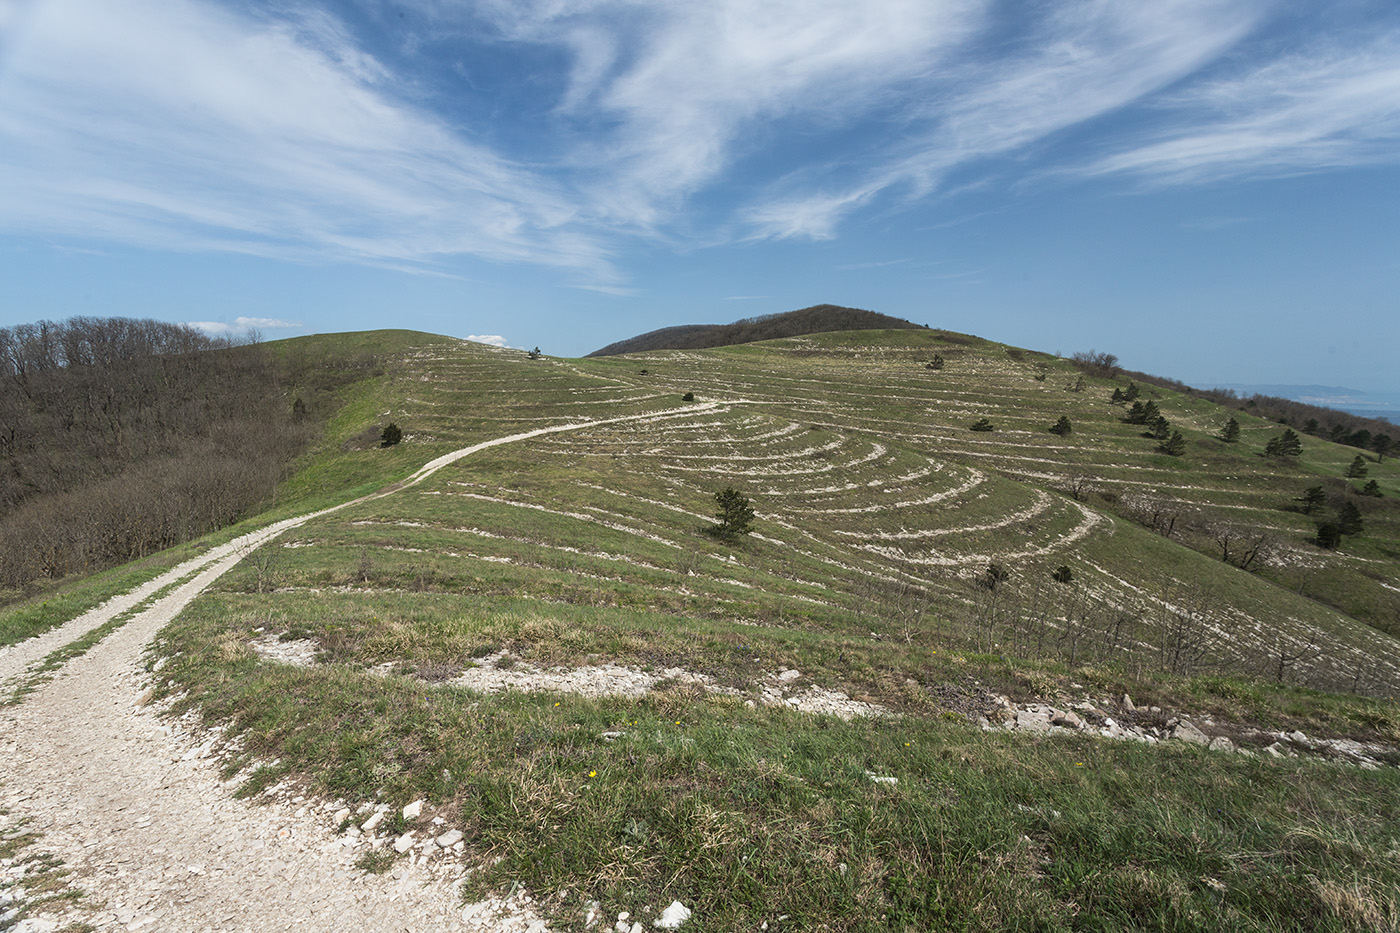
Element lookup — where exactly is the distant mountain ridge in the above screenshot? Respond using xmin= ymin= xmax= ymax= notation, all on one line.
xmin=586 ymin=305 xmax=924 ymax=357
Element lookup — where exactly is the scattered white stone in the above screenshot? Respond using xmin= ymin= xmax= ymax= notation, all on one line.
xmin=865 ymin=771 xmax=898 ymax=785
xmin=436 ymin=830 xmax=463 ymax=848
xmin=777 ymin=670 xmax=801 ymax=682
xmin=1169 ymin=719 xmax=1210 ymax=746
xmin=656 ymin=901 xmax=692 ymax=929
xmin=362 ymin=811 xmax=385 ymax=832
xmin=393 ymin=832 xmax=416 ymax=854
xmin=403 ymin=799 xmax=423 ymax=820
xmin=248 ymin=634 xmax=318 ymax=667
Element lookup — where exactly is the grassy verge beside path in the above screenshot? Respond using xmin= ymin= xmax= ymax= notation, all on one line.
xmin=150 ymin=591 xmax=1400 ymax=933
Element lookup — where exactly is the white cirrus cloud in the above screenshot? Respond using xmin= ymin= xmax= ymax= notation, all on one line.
xmin=743 ymin=0 xmax=1263 ymax=238
xmin=464 ymin=334 xmax=509 ymax=347
xmin=1082 ymin=35 xmax=1400 ymax=183
xmin=186 ymin=316 xmax=300 ymax=336
xmin=5 ymin=0 xmax=1400 ymax=279
xmin=473 ymin=0 xmax=987 ymax=231
xmin=0 ymin=0 xmax=619 ymax=281
xmin=235 ymin=316 xmax=301 ymax=330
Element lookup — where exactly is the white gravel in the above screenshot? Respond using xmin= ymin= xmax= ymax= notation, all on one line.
xmin=0 ymin=407 xmax=730 ymax=933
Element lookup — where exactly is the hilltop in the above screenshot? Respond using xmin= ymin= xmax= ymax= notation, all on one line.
xmin=585 ymin=304 xmax=923 ymax=356
xmin=3 ymin=324 xmax=1398 ymax=932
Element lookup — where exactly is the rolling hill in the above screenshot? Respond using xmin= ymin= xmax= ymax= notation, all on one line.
xmin=585 ymin=304 xmax=924 ymax=356
xmin=5 ymin=324 xmax=1399 ymax=932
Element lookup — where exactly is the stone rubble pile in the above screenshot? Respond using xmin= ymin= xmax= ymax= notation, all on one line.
xmin=979 ymin=693 xmax=1391 ymax=769
xmin=575 ymin=899 xmax=694 ymax=932
xmin=0 ymin=859 xmax=58 ymax=933
xmin=249 ymin=638 xmax=894 ymax=720
xmin=448 ymin=651 xmax=713 ymax=700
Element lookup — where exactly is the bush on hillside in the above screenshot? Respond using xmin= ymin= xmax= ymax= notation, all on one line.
xmin=709 ymin=488 xmax=755 ymax=542
xmin=1265 ymin=429 xmax=1303 ymax=458
xmin=1316 ymin=521 xmax=1342 ymax=549
xmin=1159 ymin=431 xmax=1187 ymax=456
xmin=980 ymin=562 xmax=1011 ymax=590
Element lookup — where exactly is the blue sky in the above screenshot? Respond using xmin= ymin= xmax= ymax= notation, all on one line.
xmin=1 ymin=0 xmax=1398 ymax=394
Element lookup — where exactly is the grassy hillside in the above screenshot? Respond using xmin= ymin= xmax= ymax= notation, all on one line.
xmin=11 ymin=327 xmax=1400 ymax=931
xmin=586 ymin=305 xmax=924 ymax=356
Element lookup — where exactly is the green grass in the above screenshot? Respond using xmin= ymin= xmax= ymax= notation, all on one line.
xmin=27 ymin=326 xmax=1400 ymax=931
xmin=149 ymin=598 xmax=1400 ymax=932
xmin=0 ymin=812 xmax=87 ymax=928
xmin=0 ymin=552 xmax=180 ymax=649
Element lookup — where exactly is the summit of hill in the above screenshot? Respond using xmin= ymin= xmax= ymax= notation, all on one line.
xmin=5 ymin=318 xmax=1400 ymax=933
xmin=585 ymin=304 xmax=923 ymax=356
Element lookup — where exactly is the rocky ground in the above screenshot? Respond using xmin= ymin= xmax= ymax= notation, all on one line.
xmin=0 ymin=536 xmax=548 ymax=933
xmin=2 ymin=401 xmax=1393 ymax=931
xmin=976 ymin=692 xmax=1394 ymax=768
xmin=1 ymin=412 xmax=723 ymax=933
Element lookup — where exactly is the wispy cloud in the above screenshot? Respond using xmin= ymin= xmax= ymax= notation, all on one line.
xmin=467 ymin=0 xmax=987 ymax=232
xmin=4 ymin=0 xmax=1399 ymax=284
xmin=0 ymin=0 xmax=619 ymax=280
xmin=835 ymin=259 xmax=911 ymax=271
xmin=745 ymin=1 xmax=1263 ymax=238
xmin=187 ymin=316 xmax=301 ymax=336
xmin=1083 ymin=36 xmax=1400 ymax=183
xmin=464 ymin=334 xmax=509 ymax=347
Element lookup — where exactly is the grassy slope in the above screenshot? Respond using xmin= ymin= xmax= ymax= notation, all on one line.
xmin=12 ymin=328 xmax=1400 ymax=931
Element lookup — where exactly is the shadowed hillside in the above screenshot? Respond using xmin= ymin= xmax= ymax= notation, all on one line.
xmin=586 ymin=304 xmax=924 ymax=356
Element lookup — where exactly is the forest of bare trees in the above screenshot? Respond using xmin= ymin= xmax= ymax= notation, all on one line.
xmin=0 ymin=317 xmax=323 ymax=594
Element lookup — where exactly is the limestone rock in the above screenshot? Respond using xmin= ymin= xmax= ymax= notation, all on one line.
xmin=1015 ymin=706 xmax=1053 ymax=733
xmin=1170 ymin=719 xmax=1210 ymax=746
xmin=656 ymin=901 xmax=692 ymax=929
